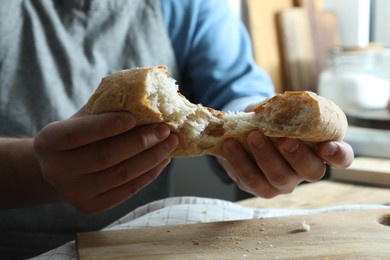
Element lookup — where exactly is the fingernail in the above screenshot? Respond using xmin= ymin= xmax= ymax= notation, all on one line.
xmin=324 ymin=141 xmax=338 ymax=156
xmin=250 ymin=131 xmax=266 ymax=149
xmin=154 ymin=124 xmax=170 ymax=140
xmin=282 ymin=139 xmax=299 ymax=153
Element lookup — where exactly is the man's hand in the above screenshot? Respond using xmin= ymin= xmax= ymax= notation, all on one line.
xmin=34 ymin=109 xmax=178 ymax=213
xmin=217 ymin=130 xmax=354 ymax=198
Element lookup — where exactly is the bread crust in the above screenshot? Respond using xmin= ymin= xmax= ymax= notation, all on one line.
xmin=86 ymin=67 xmax=165 ymax=125
xmin=86 ymin=66 xmax=348 ymax=157
xmin=252 ymin=91 xmax=347 ymax=142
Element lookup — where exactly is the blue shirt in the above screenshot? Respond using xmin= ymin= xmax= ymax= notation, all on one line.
xmin=160 ymin=0 xmax=275 ymax=111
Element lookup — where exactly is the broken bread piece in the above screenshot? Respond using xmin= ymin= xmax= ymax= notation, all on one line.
xmin=85 ymin=66 xmax=347 ymax=157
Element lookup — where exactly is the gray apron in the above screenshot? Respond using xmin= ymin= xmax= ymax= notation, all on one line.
xmin=0 ymin=0 xmax=179 ymax=258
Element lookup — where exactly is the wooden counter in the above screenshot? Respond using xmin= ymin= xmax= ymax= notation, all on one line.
xmin=236 ymin=180 xmax=390 ymax=209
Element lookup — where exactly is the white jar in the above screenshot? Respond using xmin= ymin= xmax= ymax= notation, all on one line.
xmin=318 ymin=44 xmax=390 ymax=111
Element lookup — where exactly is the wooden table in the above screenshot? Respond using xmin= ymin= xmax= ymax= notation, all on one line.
xmin=236 ymin=180 xmax=390 ymax=209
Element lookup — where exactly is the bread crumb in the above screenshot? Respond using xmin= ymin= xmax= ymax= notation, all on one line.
xmin=301 ymin=220 xmax=311 ymax=232
xmin=192 ymin=239 xmax=200 ymax=245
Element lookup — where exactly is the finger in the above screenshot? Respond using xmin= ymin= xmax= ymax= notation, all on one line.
xmin=247 ymin=131 xmax=301 ymax=192
xmin=221 ymin=138 xmax=280 ymax=198
xmin=35 ymin=112 xmax=136 ymax=151
xmin=58 ymin=134 xmax=178 ymax=201
xmin=89 ymin=134 xmax=179 ymax=194
xmin=53 ymin=124 xmax=175 ymax=177
xmin=317 ymin=141 xmax=354 ymax=168
xmin=79 ymin=158 xmax=171 ymax=214
xmin=277 ymin=138 xmax=327 ymax=182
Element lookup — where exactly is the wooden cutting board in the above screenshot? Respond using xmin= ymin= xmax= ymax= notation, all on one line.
xmin=76 ymin=209 xmax=390 ymax=259
xmin=246 ymin=0 xmax=294 ymax=93
xmin=294 ymin=0 xmax=341 ymax=77
xmin=277 ymin=7 xmax=317 ymax=92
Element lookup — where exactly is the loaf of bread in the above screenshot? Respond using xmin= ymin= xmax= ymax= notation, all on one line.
xmin=85 ymin=66 xmax=347 ymax=157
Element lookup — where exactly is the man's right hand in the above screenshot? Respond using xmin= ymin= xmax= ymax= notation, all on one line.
xmin=34 ymin=109 xmax=178 ymax=214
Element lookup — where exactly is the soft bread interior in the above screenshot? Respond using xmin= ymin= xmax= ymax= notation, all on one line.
xmin=145 ymin=68 xmax=197 ymax=128
xmin=145 ymin=68 xmax=260 ymax=154
xmin=145 ymin=69 xmax=213 ymax=137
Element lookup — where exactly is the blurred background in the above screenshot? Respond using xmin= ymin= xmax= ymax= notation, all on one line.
xmin=173 ymin=0 xmax=390 ymax=201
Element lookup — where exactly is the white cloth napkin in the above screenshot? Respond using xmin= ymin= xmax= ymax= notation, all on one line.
xmin=32 ymin=196 xmax=390 ymax=260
